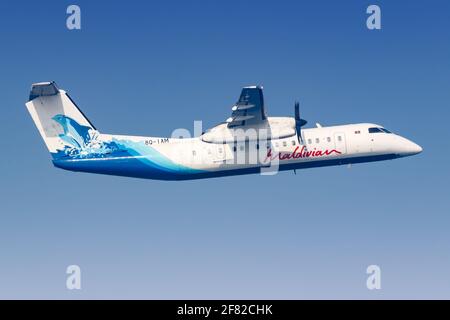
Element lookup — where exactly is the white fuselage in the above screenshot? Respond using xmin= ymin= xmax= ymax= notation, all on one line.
xmin=88 ymin=121 xmax=422 ymax=180
xmin=26 ymin=82 xmax=422 ymax=180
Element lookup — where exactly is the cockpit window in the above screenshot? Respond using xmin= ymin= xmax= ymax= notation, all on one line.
xmin=368 ymin=127 xmax=392 ymax=134
xmin=368 ymin=127 xmax=383 ymax=133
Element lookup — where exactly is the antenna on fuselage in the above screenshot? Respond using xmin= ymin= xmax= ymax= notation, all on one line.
xmin=294 ymin=101 xmax=307 ymax=144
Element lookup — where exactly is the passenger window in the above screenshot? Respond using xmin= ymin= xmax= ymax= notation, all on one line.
xmin=307 ymin=139 xmax=312 ymax=144
xmin=192 ymin=150 xmax=196 ymax=156
xmin=292 ymin=140 xmax=296 ymax=146
xmin=275 ymin=142 xmax=279 ymax=147
xmin=218 ymin=147 xmax=223 ymax=153
xmin=327 ymin=137 xmax=331 ymax=142
xmin=282 ymin=141 xmax=287 ymax=147
xmin=337 ymin=136 xmax=342 ymax=142
xmin=315 ymin=138 xmax=319 ymax=144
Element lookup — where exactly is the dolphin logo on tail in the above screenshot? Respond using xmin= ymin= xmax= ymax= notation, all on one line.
xmin=52 ymin=114 xmax=116 ymax=158
xmin=52 ymin=114 xmax=92 ymax=149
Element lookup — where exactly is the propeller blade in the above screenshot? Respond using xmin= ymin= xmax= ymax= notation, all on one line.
xmin=294 ymin=101 xmax=307 ymax=144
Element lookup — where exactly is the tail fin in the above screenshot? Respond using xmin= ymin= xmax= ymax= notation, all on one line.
xmin=25 ymin=82 xmax=97 ymax=158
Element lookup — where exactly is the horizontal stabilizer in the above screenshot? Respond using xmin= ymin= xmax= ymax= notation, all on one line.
xmin=29 ymin=81 xmax=59 ymax=101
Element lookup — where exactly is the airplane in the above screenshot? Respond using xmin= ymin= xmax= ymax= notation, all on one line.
xmin=25 ymin=81 xmax=422 ymax=181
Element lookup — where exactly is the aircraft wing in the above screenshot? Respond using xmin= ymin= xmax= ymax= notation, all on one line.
xmin=226 ymin=86 xmax=267 ymax=127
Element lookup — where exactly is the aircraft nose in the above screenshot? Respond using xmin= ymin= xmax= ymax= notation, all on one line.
xmin=409 ymin=141 xmax=423 ymax=155
xmin=398 ymin=137 xmax=422 ymax=156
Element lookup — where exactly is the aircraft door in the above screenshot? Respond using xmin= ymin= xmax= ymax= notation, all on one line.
xmin=213 ymin=144 xmax=225 ymax=161
xmin=334 ymin=132 xmax=347 ymax=154
xmin=214 ymin=144 xmax=235 ymax=163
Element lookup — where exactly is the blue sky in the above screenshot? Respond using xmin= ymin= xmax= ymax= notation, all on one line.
xmin=0 ymin=0 xmax=449 ymax=299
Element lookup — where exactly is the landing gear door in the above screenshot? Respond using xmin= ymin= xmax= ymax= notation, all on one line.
xmin=334 ymin=132 xmax=347 ymax=154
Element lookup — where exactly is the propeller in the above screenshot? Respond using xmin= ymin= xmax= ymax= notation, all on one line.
xmin=294 ymin=101 xmax=307 ymax=144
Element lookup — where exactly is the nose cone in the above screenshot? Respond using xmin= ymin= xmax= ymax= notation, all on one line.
xmin=408 ymin=141 xmax=423 ymax=155
xmin=397 ymin=137 xmax=423 ymax=156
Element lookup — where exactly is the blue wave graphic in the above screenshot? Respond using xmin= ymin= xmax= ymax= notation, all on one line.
xmin=52 ymin=114 xmax=119 ymax=159
xmin=51 ymin=114 xmax=204 ymax=177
